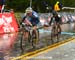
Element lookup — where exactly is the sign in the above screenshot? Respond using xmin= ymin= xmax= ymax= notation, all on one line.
xmin=0 ymin=13 xmax=18 ymax=34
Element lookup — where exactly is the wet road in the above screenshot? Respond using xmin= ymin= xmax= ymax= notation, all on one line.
xmin=28 ymin=38 xmax=75 ymax=60
xmin=0 ymin=27 xmax=75 ymax=60
xmin=0 ymin=30 xmax=74 ymax=60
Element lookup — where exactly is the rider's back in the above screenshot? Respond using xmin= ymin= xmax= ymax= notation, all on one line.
xmin=22 ymin=10 xmax=39 ymax=26
xmin=30 ymin=11 xmax=39 ymax=25
xmin=54 ymin=15 xmax=60 ymax=22
xmin=49 ymin=14 xmax=61 ymax=25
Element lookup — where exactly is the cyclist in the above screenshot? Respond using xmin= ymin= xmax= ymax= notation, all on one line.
xmin=22 ymin=7 xmax=40 ymax=40
xmin=49 ymin=10 xmax=61 ymax=42
xmin=49 ymin=10 xmax=61 ymax=34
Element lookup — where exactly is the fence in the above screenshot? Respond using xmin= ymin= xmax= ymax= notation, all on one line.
xmin=15 ymin=12 xmax=75 ymax=27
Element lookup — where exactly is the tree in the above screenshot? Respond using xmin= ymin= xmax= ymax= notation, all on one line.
xmin=6 ymin=0 xmax=75 ymax=12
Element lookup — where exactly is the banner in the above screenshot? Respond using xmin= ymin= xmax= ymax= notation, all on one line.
xmin=0 ymin=13 xmax=19 ymax=34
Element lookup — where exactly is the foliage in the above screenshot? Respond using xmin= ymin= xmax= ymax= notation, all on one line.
xmin=6 ymin=0 xmax=75 ymax=13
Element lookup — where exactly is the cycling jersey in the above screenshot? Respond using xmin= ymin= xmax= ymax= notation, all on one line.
xmin=49 ymin=15 xmax=61 ymax=25
xmin=22 ymin=11 xmax=40 ymax=26
xmin=54 ymin=15 xmax=60 ymax=22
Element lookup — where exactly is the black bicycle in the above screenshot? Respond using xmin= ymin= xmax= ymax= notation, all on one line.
xmin=50 ymin=21 xmax=61 ymax=43
xmin=20 ymin=23 xmax=39 ymax=48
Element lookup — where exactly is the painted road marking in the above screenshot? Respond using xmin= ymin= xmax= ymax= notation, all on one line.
xmin=11 ymin=37 xmax=75 ymax=60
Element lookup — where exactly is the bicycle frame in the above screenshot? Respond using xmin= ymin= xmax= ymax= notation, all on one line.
xmin=51 ymin=21 xmax=61 ymax=43
xmin=20 ymin=23 xmax=39 ymax=48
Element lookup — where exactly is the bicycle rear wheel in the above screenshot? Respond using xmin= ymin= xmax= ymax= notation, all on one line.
xmin=56 ymin=25 xmax=61 ymax=42
xmin=20 ymin=31 xmax=24 ymax=50
xmin=31 ymin=30 xmax=39 ymax=48
xmin=51 ymin=26 xmax=56 ymax=43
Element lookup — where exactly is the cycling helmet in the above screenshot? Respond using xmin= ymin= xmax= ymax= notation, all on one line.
xmin=25 ymin=7 xmax=33 ymax=13
xmin=56 ymin=1 xmax=59 ymax=4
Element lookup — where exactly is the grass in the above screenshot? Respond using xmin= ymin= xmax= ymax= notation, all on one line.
xmin=14 ymin=13 xmax=22 ymax=27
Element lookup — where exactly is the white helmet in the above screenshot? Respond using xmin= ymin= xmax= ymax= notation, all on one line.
xmin=25 ymin=7 xmax=33 ymax=13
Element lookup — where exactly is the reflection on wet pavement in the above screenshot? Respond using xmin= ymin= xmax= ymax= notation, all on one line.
xmin=11 ymin=32 xmax=73 ymax=57
xmin=0 ymin=30 xmax=74 ymax=60
xmin=0 ymin=33 xmax=18 ymax=60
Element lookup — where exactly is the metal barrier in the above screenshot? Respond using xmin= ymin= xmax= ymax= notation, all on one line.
xmin=17 ymin=13 xmax=75 ymax=26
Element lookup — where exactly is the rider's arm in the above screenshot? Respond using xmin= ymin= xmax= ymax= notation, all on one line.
xmin=22 ymin=16 xmax=32 ymax=26
xmin=25 ymin=18 xmax=32 ymax=26
xmin=49 ymin=17 xmax=53 ymax=26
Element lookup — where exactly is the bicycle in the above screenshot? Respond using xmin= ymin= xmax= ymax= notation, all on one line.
xmin=50 ymin=20 xmax=61 ymax=43
xmin=20 ymin=23 xmax=39 ymax=48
